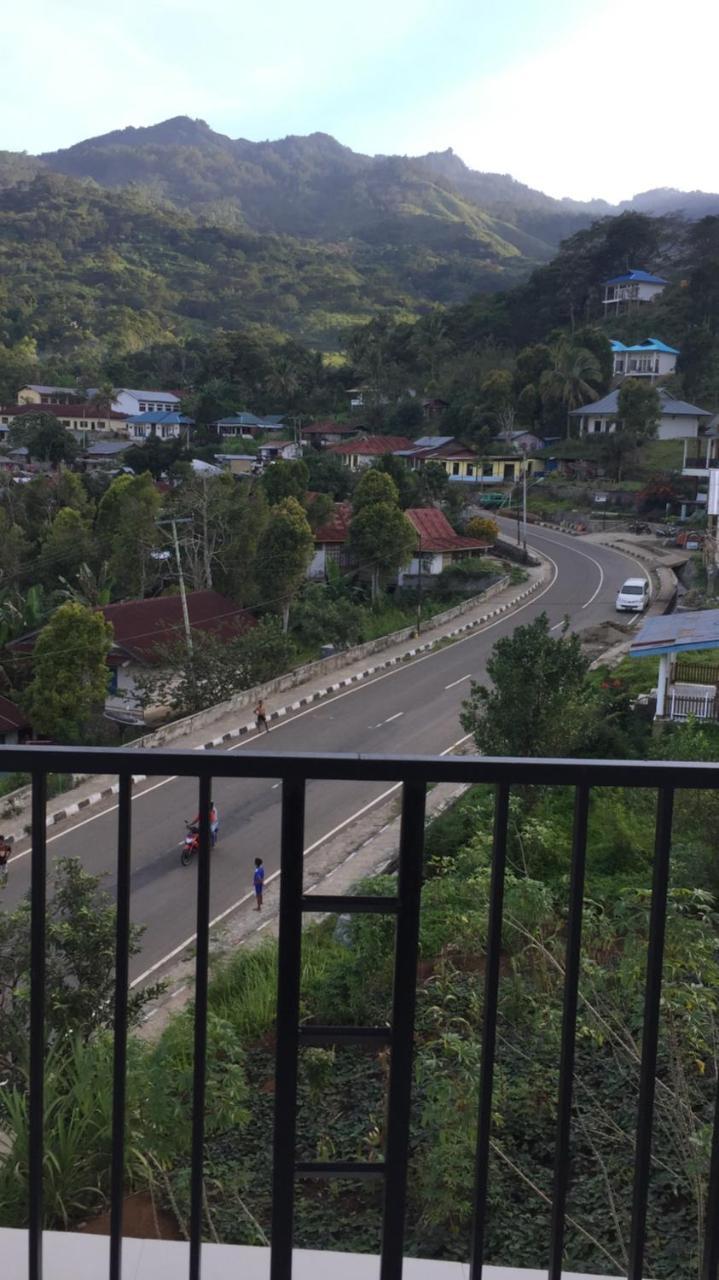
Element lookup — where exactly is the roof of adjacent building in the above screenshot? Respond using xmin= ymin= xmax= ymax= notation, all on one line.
xmin=212 ymin=414 xmax=285 ymax=429
xmin=127 ymin=411 xmax=193 ymax=424
xmin=2 ymin=402 xmax=128 ymax=420
xmin=610 ymin=337 xmax=680 ymax=355
xmin=301 ymin=421 xmax=357 ymax=435
xmin=263 ymin=414 xmax=287 ymax=425
xmin=21 ymin=384 xmax=78 ymax=395
xmin=312 ymin=502 xmax=353 ymax=544
xmin=0 ymin=694 xmax=29 ymax=733
xmin=405 ymin=507 xmax=491 ymax=554
xmin=329 ymin=435 xmax=415 ymax=456
xmin=84 ymin=440 xmax=134 ymax=457
xmin=570 ymin=388 xmax=711 ymax=418
xmin=630 ymin=608 xmax=719 ymax=658
xmin=413 ymin=435 xmax=456 ymax=448
xmin=100 ymin=590 xmax=255 ymax=663
xmin=604 ymin=269 xmax=668 ymax=286
xmin=120 ymin=388 xmax=180 ymax=402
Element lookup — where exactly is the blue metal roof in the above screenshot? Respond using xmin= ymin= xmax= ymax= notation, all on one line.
xmin=630 ymin=609 xmax=719 ymax=658
xmin=570 ymin=388 xmax=709 ymax=417
xmin=604 ymin=269 xmax=668 ymax=286
xmin=611 ymin=337 xmax=679 ymax=355
xmin=127 ymin=411 xmax=193 ymax=424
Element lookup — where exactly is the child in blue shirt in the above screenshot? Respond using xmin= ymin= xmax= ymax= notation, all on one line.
xmin=253 ymin=857 xmax=264 ymax=911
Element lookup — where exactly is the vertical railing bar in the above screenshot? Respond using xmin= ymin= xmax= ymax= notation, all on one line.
xmin=270 ymin=775 xmax=306 ymax=1280
xmin=548 ymin=783 xmax=591 ymax=1280
xmin=628 ymin=785 xmax=674 ymax=1280
xmin=469 ymin=781 xmax=510 ymax=1280
xmin=380 ymin=779 xmax=427 ymax=1280
xmin=28 ymin=771 xmax=47 ymax=1280
xmin=702 ymin=1068 xmax=719 ymax=1280
xmin=109 ymin=773 xmax=132 ymax=1280
xmin=188 ymin=773 xmax=212 ymax=1280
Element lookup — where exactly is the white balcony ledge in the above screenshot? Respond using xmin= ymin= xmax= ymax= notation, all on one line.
xmin=0 ymin=1229 xmax=636 ymax=1280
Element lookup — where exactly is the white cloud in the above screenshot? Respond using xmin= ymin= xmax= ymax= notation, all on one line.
xmin=405 ymin=0 xmax=719 ymax=201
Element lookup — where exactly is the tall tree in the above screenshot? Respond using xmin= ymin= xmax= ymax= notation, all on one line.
xmin=353 ymin=468 xmax=400 ymax=513
xmin=95 ymin=472 xmax=162 ymax=599
xmin=261 ymin=459 xmax=309 ymax=506
xmin=22 ymin=603 xmax=113 ymax=742
xmin=460 ymin=613 xmax=590 ymax=757
xmin=38 ymin=507 xmax=95 ymax=587
xmin=254 ymin=497 xmax=314 ymax=631
xmin=540 ymin=338 xmax=603 ymax=435
xmin=348 ymin=502 xmax=416 ymax=603
xmin=8 ymin=414 xmax=78 ymax=467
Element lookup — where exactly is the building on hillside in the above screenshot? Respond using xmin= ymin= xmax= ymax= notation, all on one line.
xmin=0 ymin=403 xmax=129 ymax=433
xmin=630 ymin=608 xmax=719 ymax=722
xmin=495 ymin=429 xmax=544 ymax=452
xmin=397 ymin=507 xmax=492 ymax=585
xmin=328 ymin=436 xmax=416 ymax=469
xmin=611 ymin=338 xmax=679 ymax=381
xmin=0 ymin=694 xmax=30 ymax=745
xmin=126 ymin=411 xmax=193 ymax=442
xmin=396 ymin=437 xmax=544 ymax=484
xmin=88 ymin=388 xmax=181 ymax=415
xmin=11 ymin=590 xmax=256 ymax=723
xmin=81 ymin=440 xmax=137 ymax=470
xmin=602 ymin=269 xmax=668 ymax=313
xmin=422 ymin=398 xmax=449 ymax=419
xmin=300 ymin=422 xmax=358 ymax=449
xmin=17 ymin=384 xmax=79 ymax=406
xmin=257 ymin=439 xmax=302 ymax=463
xmin=211 ymin=414 xmax=288 ymax=439
xmin=570 ymin=387 xmax=711 ymax=441
xmin=307 ymin=502 xmax=354 ymax=579
xmin=214 ymin=453 xmax=258 ymax=477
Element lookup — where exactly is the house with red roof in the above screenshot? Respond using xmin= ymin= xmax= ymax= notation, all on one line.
xmin=308 ymin=503 xmax=353 ymax=579
xmin=0 ymin=402 xmax=129 ymax=434
xmin=398 ymin=508 xmax=492 ymax=584
xmin=12 ymin=591 xmax=256 ymax=723
xmin=328 ymin=436 xmax=416 ymax=469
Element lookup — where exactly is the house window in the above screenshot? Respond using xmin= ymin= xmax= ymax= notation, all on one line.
xmin=483 ymin=462 xmax=493 ymax=477
xmin=139 ymin=403 xmax=147 ymax=411
xmin=61 ymin=420 xmax=70 ymax=427
xmin=593 ymin=420 xmax=602 ymax=433
xmin=452 ymin=462 xmax=460 ymax=475
xmin=466 ymin=463 xmax=474 ymax=477
xmin=615 ymin=359 xmax=624 ymax=373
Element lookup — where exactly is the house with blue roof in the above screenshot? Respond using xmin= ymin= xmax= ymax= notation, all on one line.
xmin=126 ymin=410 xmax=193 ymax=442
xmin=611 ymin=337 xmax=679 ymax=381
xmin=570 ymin=387 xmax=711 ymax=441
xmin=602 ymin=269 xmax=668 ymax=312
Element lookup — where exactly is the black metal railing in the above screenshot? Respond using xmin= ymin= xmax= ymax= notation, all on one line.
xmin=674 ymin=661 xmax=719 ymax=686
xmin=2 ymin=743 xmax=719 ymax=1280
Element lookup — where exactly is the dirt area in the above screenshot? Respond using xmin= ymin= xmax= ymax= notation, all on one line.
xmin=579 ymin=620 xmax=633 ymax=661
xmin=78 ymin=1191 xmax=183 ymax=1240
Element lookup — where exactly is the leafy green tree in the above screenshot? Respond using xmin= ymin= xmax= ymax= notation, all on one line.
xmin=373 ymin=455 xmax=420 ymax=509
xmin=540 ymin=338 xmax=603 ymax=434
xmin=0 ymin=337 xmax=39 ymax=403
xmin=303 ymin=451 xmax=354 ymax=499
xmin=353 ymin=468 xmax=400 ymax=513
xmin=348 ymin=501 xmax=416 ymax=603
xmin=0 ymin=858 xmax=159 ymax=1081
xmin=0 ymin=510 xmax=30 ymax=592
xmin=254 ymin=497 xmax=314 ymax=631
xmin=95 ymin=472 xmax=162 ymax=598
xmin=574 ymin=325 xmax=614 ymax=391
xmin=22 ymin=603 xmax=113 ymax=742
xmin=617 ymin=378 xmax=661 ymax=437
xmin=416 ymin=460 xmax=450 ymax=504
xmin=460 ymin=613 xmax=590 ymax=756
xmin=8 ymin=413 xmax=78 ymax=466
xmin=38 ymin=507 xmax=94 ymax=587
xmin=261 ymin=458 xmax=309 ymax=506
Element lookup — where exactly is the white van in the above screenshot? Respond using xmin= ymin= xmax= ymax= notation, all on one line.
xmin=615 ymin=577 xmax=649 ymax=613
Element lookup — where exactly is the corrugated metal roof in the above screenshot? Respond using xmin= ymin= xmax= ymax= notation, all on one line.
xmin=630 ymin=609 xmax=719 ymax=657
xmin=312 ymin=502 xmax=353 ymax=544
xmin=405 ymin=507 xmax=490 ymax=553
xmin=121 ymin=389 xmax=180 ymax=401
xmin=329 ymin=436 xmax=415 ymax=455
xmin=612 ymin=337 xmax=679 ymax=355
xmin=570 ymin=389 xmax=710 ymax=418
xmin=127 ymin=411 xmax=193 ymax=424
xmin=604 ymin=269 xmax=668 ymax=286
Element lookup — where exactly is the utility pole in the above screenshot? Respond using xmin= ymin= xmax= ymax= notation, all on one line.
xmin=522 ymin=465 xmax=528 ymax=558
xmin=416 ymin=532 xmax=423 ymax=637
xmin=158 ymin=517 xmax=194 ymax=661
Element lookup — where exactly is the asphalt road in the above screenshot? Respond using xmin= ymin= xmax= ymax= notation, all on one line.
xmin=3 ymin=525 xmax=649 ymax=982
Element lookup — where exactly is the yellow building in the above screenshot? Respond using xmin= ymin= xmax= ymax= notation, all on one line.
xmin=441 ymin=451 xmax=544 ymax=485
xmin=17 ymin=384 xmax=78 ymax=406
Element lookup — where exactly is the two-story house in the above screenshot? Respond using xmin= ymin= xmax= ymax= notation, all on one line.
xmin=17 ymin=384 xmax=79 ymax=406
xmin=602 ymin=269 xmax=668 ymax=314
xmin=611 ymin=338 xmax=678 ymax=381
xmin=87 ymin=388 xmax=181 ymax=415
xmin=126 ymin=411 xmax=193 ymax=441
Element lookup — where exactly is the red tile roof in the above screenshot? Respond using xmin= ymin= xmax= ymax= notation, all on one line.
xmin=100 ymin=590 xmax=256 ymax=663
xmin=0 ymin=694 xmax=29 ymax=733
xmin=2 ymin=403 xmax=128 ymax=421
xmin=405 ymin=508 xmax=491 ymax=554
xmin=312 ymin=502 xmax=353 ymax=544
xmin=328 ymin=435 xmax=415 ymax=456
xmin=302 ymin=421 xmax=357 ymax=435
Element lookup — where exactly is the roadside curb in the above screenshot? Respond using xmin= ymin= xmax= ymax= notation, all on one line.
xmin=4 ymin=566 xmax=549 ymax=846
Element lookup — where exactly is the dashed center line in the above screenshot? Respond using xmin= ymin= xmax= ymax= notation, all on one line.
xmin=384 ymin=711 xmax=404 ymax=724
xmin=445 ymin=673 xmax=472 ymax=690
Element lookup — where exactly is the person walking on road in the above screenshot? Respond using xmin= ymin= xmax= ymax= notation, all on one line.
xmin=254 ymin=699 xmax=270 ymax=733
xmin=254 ymin=857 xmax=265 ymax=910
xmin=0 ymin=833 xmax=9 ymax=881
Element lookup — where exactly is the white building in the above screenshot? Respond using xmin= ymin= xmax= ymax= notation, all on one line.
xmin=611 ymin=338 xmax=678 ymax=381
xmin=602 ymin=269 xmax=668 ymax=313
xmin=88 ymin=388 xmax=181 ymax=415
xmin=570 ymin=388 xmax=711 ymax=441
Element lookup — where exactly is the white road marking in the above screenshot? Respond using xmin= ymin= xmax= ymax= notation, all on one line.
xmin=521 ymin=530 xmax=605 ymax=609
xmin=445 ymin=673 xmax=472 ymax=689
xmin=384 ymin=711 xmax=404 ymax=723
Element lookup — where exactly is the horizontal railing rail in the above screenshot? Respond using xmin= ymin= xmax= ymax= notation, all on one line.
xmin=1 ymin=742 xmax=719 ymax=1280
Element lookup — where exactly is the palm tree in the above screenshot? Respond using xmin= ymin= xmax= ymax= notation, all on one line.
xmin=540 ymin=338 xmax=602 ymax=436
xmin=265 ymin=357 xmax=300 ymax=406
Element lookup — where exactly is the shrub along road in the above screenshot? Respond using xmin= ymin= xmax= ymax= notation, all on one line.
xmin=3 ymin=525 xmax=649 ymax=981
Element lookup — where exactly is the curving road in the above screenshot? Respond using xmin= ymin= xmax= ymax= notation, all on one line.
xmin=3 ymin=525 xmax=649 ymax=982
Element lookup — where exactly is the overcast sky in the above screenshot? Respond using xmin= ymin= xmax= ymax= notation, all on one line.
xmin=2 ymin=0 xmax=716 ymax=202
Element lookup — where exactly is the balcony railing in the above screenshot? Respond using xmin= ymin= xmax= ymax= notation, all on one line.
xmin=683 ymin=456 xmax=719 ymax=470
xmin=2 ymin=743 xmax=719 ymax=1280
